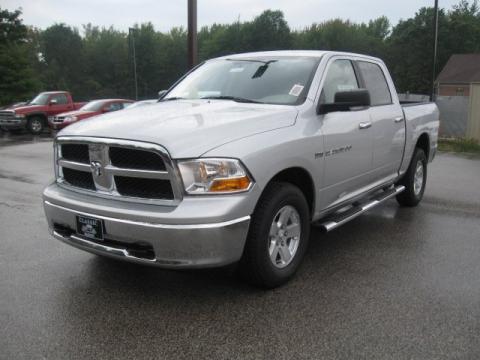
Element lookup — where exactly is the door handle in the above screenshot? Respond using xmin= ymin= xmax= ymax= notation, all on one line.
xmin=359 ymin=122 xmax=372 ymax=129
xmin=394 ymin=116 xmax=404 ymax=123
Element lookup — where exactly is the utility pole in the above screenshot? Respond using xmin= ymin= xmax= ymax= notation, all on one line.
xmin=431 ymin=0 xmax=439 ymax=101
xmin=129 ymin=27 xmax=139 ymax=100
xmin=187 ymin=0 xmax=198 ymax=69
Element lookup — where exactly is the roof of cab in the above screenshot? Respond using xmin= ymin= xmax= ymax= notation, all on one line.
xmin=214 ymin=50 xmax=381 ymax=62
xmin=39 ymin=91 xmax=69 ymax=95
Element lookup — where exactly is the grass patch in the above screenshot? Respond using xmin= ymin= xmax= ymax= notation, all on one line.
xmin=438 ymin=138 xmax=480 ymax=154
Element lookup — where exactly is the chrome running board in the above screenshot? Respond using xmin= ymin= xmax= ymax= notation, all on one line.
xmin=318 ymin=185 xmax=405 ymax=232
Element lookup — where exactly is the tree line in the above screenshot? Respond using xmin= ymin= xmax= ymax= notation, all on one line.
xmin=1 ymin=1 xmax=479 ymax=105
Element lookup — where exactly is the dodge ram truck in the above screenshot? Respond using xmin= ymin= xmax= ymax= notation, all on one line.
xmin=43 ymin=51 xmax=439 ymax=288
xmin=0 ymin=91 xmax=85 ymax=134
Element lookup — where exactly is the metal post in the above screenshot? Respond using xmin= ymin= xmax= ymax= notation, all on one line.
xmin=431 ymin=0 xmax=439 ymax=101
xmin=129 ymin=27 xmax=139 ymax=100
xmin=187 ymin=0 xmax=198 ymax=69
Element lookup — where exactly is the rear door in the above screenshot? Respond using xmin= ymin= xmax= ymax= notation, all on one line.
xmin=355 ymin=60 xmax=405 ymax=182
xmin=317 ymin=58 xmax=374 ymax=209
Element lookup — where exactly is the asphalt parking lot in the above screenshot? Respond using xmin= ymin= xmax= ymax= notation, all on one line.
xmin=1 ymin=133 xmax=480 ymax=359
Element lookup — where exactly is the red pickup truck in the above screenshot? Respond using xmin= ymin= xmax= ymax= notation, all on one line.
xmin=0 ymin=91 xmax=85 ymax=134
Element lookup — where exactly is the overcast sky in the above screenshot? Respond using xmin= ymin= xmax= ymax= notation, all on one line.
xmin=3 ymin=0 xmax=461 ymax=33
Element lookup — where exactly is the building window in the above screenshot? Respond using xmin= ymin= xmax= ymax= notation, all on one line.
xmin=456 ymin=87 xmax=465 ymax=96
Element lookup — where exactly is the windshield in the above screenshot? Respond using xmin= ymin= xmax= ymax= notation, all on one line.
xmin=80 ymin=100 xmax=108 ymax=111
xmin=164 ymin=57 xmax=320 ymax=105
xmin=30 ymin=93 xmax=50 ymax=105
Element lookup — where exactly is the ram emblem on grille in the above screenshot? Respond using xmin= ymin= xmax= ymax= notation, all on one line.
xmin=90 ymin=161 xmax=102 ymax=177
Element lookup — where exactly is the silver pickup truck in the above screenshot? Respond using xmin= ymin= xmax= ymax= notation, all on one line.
xmin=43 ymin=51 xmax=439 ymax=288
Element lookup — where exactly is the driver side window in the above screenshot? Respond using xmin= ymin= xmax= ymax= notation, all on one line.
xmin=321 ymin=60 xmax=359 ymax=104
xmin=50 ymin=93 xmax=68 ymax=105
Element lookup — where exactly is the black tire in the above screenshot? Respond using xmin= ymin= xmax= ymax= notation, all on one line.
xmin=27 ymin=116 xmax=45 ymax=135
xmin=239 ymin=182 xmax=311 ymax=288
xmin=396 ymin=148 xmax=427 ymax=207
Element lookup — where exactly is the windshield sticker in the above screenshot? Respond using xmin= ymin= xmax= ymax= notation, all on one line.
xmin=289 ymin=84 xmax=304 ymax=97
xmin=198 ymin=91 xmax=221 ymax=97
xmin=229 ymin=67 xmax=245 ymax=73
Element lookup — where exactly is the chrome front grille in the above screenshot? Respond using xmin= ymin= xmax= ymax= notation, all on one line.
xmin=55 ymin=137 xmax=182 ymax=205
xmin=0 ymin=111 xmax=15 ymax=122
xmin=61 ymin=143 xmax=90 ymax=163
xmin=109 ymin=146 xmax=166 ymax=171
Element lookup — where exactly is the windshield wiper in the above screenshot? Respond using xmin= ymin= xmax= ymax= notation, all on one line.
xmin=226 ymin=59 xmax=277 ymax=65
xmin=201 ymin=95 xmax=263 ymax=104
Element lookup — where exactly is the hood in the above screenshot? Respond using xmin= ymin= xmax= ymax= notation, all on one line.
xmin=57 ymin=110 xmax=97 ymax=119
xmin=59 ymin=100 xmax=298 ymax=158
xmin=8 ymin=104 xmax=46 ymax=114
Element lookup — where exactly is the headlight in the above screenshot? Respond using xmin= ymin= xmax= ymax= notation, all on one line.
xmin=65 ymin=116 xmax=77 ymax=122
xmin=14 ymin=113 xmax=25 ymax=118
xmin=177 ymin=158 xmax=252 ymax=194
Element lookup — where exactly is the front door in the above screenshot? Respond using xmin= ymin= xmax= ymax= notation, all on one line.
xmin=317 ymin=59 xmax=374 ymax=210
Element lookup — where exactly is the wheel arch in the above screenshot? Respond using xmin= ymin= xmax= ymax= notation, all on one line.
xmin=415 ymin=132 xmax=430 ymax=160
xmin=263 ymin=167 xmax=315 ymax=219
xmin=26 ymin=112 xmax=48 ymax=124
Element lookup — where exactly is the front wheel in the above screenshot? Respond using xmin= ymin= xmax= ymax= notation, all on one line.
xmin=239 ymin=182 xmax=310 ymax=288
xmin=27 ymin=116 xmax=45 ymax=135
xmin=396 ymin=148 xmax=427 ymax=207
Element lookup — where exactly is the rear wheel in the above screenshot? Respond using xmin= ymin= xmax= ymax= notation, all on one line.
xmin=396 ymin=148 xmax=427 ymax=207
xmin=239 ymin=182 xmax=310 ymax=288
xmin=27 ymin=116 xmax=44 ymax=135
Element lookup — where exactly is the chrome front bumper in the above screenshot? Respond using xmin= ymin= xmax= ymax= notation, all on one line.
xmin=43 ymin=184 xmax=256 ymax=268
xmin=0 ymin=118 xmax=26 ymax=129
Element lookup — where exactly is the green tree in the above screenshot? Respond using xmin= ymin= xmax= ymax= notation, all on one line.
xmin=244 ymin=10 xmax=292 ymax=51
xmin=292 ymin=17 xmax=388 ymax=58
xmin=0 ymin=8 xmax=40 ymax=106
xmin=157 ymin=27 xmax=188 ymax=91
xmin=387 ymin=1 xmax=480 ymax=94
xmin=83 ymin=24 xmax=129 ymax=99
xmin=443 ymin=0 xmax=480 ymax=55
xmin=199 ymin=10 xmax=291 ymax=60
xmin=41 ymin=24 xmax=86 ymax=99
xmin=2 ymin=1 xmax=480 ymax=103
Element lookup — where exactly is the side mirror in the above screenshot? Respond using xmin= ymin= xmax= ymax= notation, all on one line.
xmin=158 ymin=90 xmax=167 ymax=99
xmin=318 ymin=89 xmax=370 ymax=115
xmin=49 ymin=99 xmax=58 ymax=106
